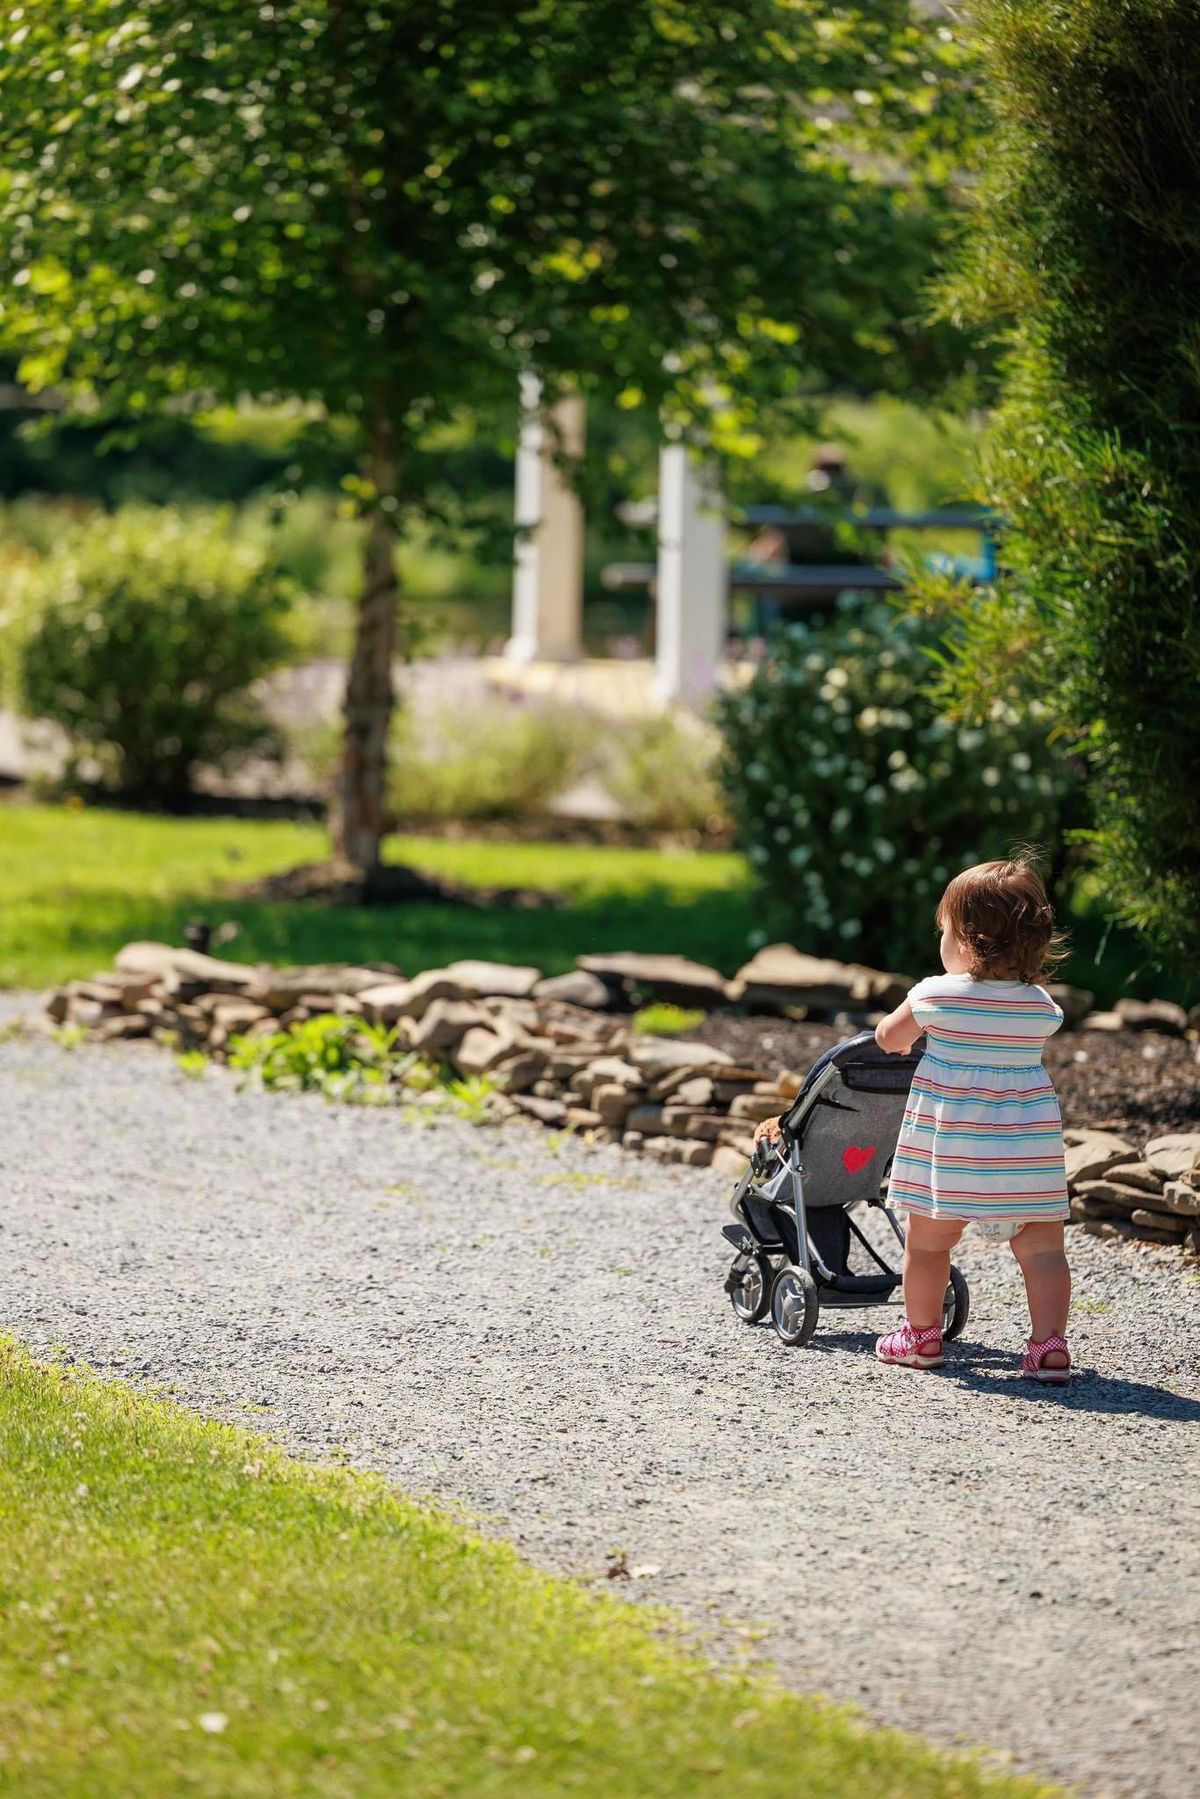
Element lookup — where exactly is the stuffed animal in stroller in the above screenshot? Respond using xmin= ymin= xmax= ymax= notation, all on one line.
xmin=722 ymin=1031 xmax=971 ymax=1347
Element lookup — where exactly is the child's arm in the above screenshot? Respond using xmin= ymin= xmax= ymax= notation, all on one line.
xmin=875 ymin=998 xmax=921 ymax=1055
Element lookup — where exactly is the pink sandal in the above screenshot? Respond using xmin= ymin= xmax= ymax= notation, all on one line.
xmin=875 ymin=1320 xmax=945 ymax=1370
xmin=1021 ymin=1335 xmax=1072 ymax=1385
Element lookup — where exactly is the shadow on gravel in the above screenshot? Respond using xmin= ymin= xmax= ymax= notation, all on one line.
xmin=800 ymin=1328 xmax=1200 ymax=1423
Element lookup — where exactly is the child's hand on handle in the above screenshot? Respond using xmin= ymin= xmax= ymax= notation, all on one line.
xmin=753 ymin=1115 xmax=783 ymax=1146
xmin=875 ymin=998 xmax=921 ymax=1055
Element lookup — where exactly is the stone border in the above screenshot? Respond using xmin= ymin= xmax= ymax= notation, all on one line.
xmin=43 ymin=940 xmax=1200 ymax=1261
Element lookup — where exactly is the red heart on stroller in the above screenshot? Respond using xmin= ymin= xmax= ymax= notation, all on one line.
xmin=842 ymin=1144 xmax=876 ymax=1175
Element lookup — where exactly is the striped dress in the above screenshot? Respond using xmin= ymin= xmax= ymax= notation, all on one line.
xmin=889 ymin=975 xmax=1069 ymax=1228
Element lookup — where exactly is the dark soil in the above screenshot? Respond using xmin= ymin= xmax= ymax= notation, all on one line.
xmin=686 ymin=1014 xmax=1200 ymax=1143
xmin=232 ymin=859 xmax=562 ymax=911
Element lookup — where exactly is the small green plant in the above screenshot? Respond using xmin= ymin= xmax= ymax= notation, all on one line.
xmin=173 ymin=1050 xmax=209 ymax=1080
xmin=227 ymin=1014 xmax=400 ymax=1104
xmin=633 ymin=1003 xmax=707 ymax=1036
xmin=50 ymin=1024 xmax=86 ymax=1050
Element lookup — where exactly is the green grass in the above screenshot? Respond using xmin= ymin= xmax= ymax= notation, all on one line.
xmin=0 ymin=1339 xmax=1056 ymax=1799
xmin=632 ymin=1003 xmax=708 ymax=1036
xmin=0 ymin=802 xmax=754 ymax=990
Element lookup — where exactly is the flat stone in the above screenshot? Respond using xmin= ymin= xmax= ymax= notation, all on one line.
xmin=627 ymin=1038 xmax=732 ymax=1075
xmin=1100 ymin=1161 xmax=1164 ymax=1195
xmin=454 ymin=1026 xmax=510 ymax=1076
xmin=564 ymin=1106 xmax=604 ymax=1130
xmin=1069 ymin=1194 xmax=1121 ymax=1223
xmin=490 ymin=1051 xmax=548 ymax=1096
xmin=577 ymin=952 xmax=727 ymax=1008
xmin=1115 ymin=997 xmax=1188 ymax=1036
xmin=583 ymin=1055 xmax=644 ymax=1088
xmin=94 ymin=1013 xmax=153 ymax=1041
xmin=444 ymin=960 xmax=542 ymax=1000
xmin=1145 ymin=1133 xmax=1200 ymax=1181
xmin=1046 ymin=983 xmax=1096 ymax=1030
xmin=726 ymin=943 xmax=910 ymax=1014
xmin=593 ymin=1082 xmax=638 ymax=1126
xmin=532 ymin=971 xmax=612 ymax=1010
xmin=1063 ymin=1129 xmax=1135 ymax=1184
xmin=356 ymin=982 xmax=421 ymax=1026
xmin=1081 ymin=1011 xmax=1124 ymax=1033
xmin=116 ymin=941 xmax=259 ymax=993
xmin=1130 ymin=1208 xmax=1187 ymax=1238
xmin=671 ymin=1076 xmax=714 ymax=1110
xmin=729 ymin=1091 xmax=786 ymax=1123
xmin=253 ymin=964 xmax=386 ymax=1009
xmin=211 ymin=1000 xmax=272 ymax=1032
xmin=44 ymin=987 xmax=69 ymax=1023
xmin=1072 ymin=1179 xmax=1152 ymax=1213
xmin=407 ymin=999 xmax=489 ymax=1056
xmin=1160 ymin=1181 xmax=1200 ymax=1218
xmin=712 ymin=1145 xmax=749 ymax=1177
xmin=511 ymin=1093 xmax=567 ymax=1126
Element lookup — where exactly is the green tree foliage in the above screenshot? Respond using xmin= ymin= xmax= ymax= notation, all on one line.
xmin=0 ymin=1 xmax=971 ymax=868
xmin=8 ymin=507 xmax=292 ymax=799
xmin=927 ymin=0 xmax=1200 ymax=967
xmin=716 ymin=602 xmax=1077 ymax=973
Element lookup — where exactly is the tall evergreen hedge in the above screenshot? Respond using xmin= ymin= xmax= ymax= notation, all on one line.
xmin=941 ymin=1 xmax=1200 ymax=967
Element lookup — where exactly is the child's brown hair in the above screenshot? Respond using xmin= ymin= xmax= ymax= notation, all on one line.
xmin=935 ymin=852 xmax=1066 ymax=984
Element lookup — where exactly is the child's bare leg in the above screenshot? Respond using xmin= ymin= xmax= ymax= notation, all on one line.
xmin=903 ymin=1215 xmax=965 ymax=1331
xmin=1009 ymin=1221 xmax=1071 ymax=1365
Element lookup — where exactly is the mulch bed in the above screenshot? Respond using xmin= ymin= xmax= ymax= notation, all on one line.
xmin=232 ymin=859 xmax=562 ymax=911
xmin=686 ymin=1014 xmax=1200 ymax=1143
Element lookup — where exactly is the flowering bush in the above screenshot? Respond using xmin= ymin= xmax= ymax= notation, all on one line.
xmin=715 ymin=601 xmax=1078 ymax=975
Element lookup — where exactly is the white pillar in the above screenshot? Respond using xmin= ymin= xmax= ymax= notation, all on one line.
xmin=655 ymin=443 xmax=725 ymax=703
xmin=507 ymin=374 xmax=586 ymax=664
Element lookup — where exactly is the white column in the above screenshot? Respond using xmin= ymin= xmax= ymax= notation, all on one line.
xmin=507 ymin=374 xmax=586 ymax=664
xmin=655 ymin=442 xmax=726 ymax=703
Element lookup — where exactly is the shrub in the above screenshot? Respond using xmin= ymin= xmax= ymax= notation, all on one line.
xmin=7 ymin=506 xmax=294 ymax=800
xmin=601 ymin=714 xmax=730 ymax=837
xmin=386 ymin=691 xmax=588 ymax=825
xmin=715 ymin=600 xmax=1078 ymax=974
xmin=930 ymin=0 xmax=1200 ymax=969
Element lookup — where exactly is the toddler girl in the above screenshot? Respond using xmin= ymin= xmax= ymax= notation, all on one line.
xmin=757 ymin=853 xmax=1073 ymax=1382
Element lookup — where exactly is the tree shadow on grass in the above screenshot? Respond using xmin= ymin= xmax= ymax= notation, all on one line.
xmin=23 ymin=876 xmax=758 ymax=987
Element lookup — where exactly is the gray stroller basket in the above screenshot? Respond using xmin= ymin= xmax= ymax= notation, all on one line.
xmin=721 ymin=1030 xmax=970 ymax=1347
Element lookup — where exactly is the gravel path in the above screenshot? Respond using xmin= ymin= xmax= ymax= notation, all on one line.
xmin=2 ymin=1005 xmax=1198 ymax=1798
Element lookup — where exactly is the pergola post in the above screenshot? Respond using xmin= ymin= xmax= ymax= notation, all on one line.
xmin=506 ymin=373 xmax=586 ymax=665
xmin=655 ymin=443 xmax=726 ymax=703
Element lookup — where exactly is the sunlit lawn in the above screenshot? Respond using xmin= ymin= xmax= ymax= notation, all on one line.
xmin=0 ymin=1339 xmax=1059 ymax=1799
xmin=0 ymin=802 xmax=756 ymax=989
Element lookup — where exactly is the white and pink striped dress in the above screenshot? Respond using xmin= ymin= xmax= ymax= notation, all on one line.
xmin=888 ymin=975 xmax=1069 ymax=1226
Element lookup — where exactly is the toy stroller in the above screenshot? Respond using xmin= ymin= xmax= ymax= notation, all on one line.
xmin=722 ymin=1031 xmax=970 ymax=1347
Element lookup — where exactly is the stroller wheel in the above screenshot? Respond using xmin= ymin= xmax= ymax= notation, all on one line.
xmin=728 ymin=1252 xmax=772 ymax=1324
xmin=769 ymin=1264 xmax=820 ymax=1347
xmin=943 ymin=1264 xmax=970 ymax=1341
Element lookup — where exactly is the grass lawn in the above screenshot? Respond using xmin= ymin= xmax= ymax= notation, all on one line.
xmin=0 ymin=1339 xmax=1057 ymax=1799
xmin=0 ymin=802 xmax=755 ymax=990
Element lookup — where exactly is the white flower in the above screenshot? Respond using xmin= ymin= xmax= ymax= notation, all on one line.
xmin=839 ymin=918 xmax=861 ymax=938
xmin=878 ymin=650 xmax=896 ymax=669
xmin=872 ymin=839 xmax=896 ymax=862
xmin=1010 ymin=750 xmax=1032 ymax=771
xmin=746 ymin=760 xmax=767 ymax=782
xmin=981 ymin=766 xmax=1001 ymax=787
xmin=825 ymin=665 xmax=850 ymax=689
xmin=788 ymin=844 xmax=811 ymax=867
xmin=887 ymin=749 xmax=908 ymax=771
xmin=830 ymin=807 xmax=851 ymax=832
xmin=857 ymin=707 xmax=881 ymax=732
xmin=958 ymin=728 xmax=984 ymax=751
xmin=865 ymin=784 xmax=886 ymax=804
xmin=805 ymin=653 xmax=826 ymax=673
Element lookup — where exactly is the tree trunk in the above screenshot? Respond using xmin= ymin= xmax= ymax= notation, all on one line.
xmin=334 ymin=426 xmax=399 ymax=872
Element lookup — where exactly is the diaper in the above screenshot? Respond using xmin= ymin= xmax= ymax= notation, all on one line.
xmin=973 ymin=1218 xmax=1024 ymax=1245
